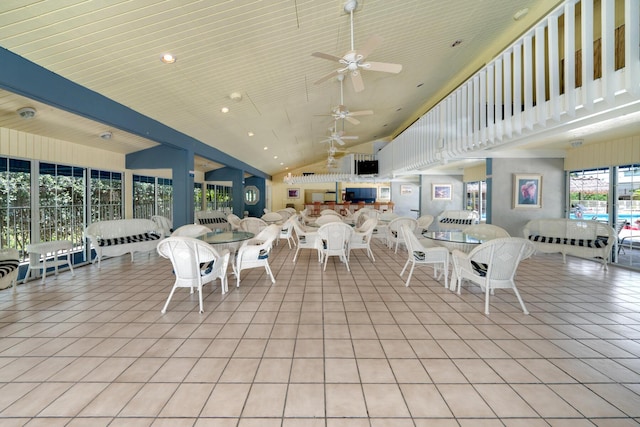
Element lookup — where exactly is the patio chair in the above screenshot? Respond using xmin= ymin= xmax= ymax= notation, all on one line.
xmin=416 ymin=215 xmax=434 ymax=234
xmin=348 ymin=218 xmax=377 ymax=261
xmin=235 ymin=224 xmax=279 ymax=287
xmin=171 ymin=224 xmax=211 ymax=238
xmin=227 ymin=213 xmax=242 ymax=231
xmin=400 ymin=225 xmax=449 ymax=288
xmin=318 ymin=222 xmax=354 ymax=271
xmin=157 ymin=237 xmax=230 ymax=313
xmin=463 ymin=223 xmax=510 ymax=240
xmin=386 ymin=217 xmax=418 ymax=253
xmin=239 ymin=217 xmax=268 ymax=234
xmin=278 ymin=217 xmax=296 ymax=248
xmin=451 ymin=237 xmax=535 ymax=315
xmin=291 ymin=217 xmax=321 ymax=263
xmin=315 ymin=214 xmax=343 ymax=226
xmin=151 ymin=215 xmax=173 ymax=236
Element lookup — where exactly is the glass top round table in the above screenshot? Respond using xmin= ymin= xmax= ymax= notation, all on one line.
xmin=422 ymin=230 xmax=484 ymax=253
xmin=197 ymin=230 xmax=254 ymax=245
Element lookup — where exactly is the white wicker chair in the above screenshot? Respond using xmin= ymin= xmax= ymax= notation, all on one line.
xmin=157 ymin=237 xmax=230 ymax=313
xmin=318 ymin=222 xmax=354 ymax=271
xmin=151 ymin=215 xmax=173 ymax=236
xmin=463 ymin=223 xmax=510 ymax=240
xmin=235 ymin=224 xmax=279 ymax=287
xmin=227 ymin=213 xmax=242 ymax=231
xmin=386 ymin=217 xmax=418 ymax=253
xmin=416 ymin=215 xmax=434 ymax=234
xmin=348 ymin=218 xmax=377 ymax=261
xmin=278 ymin=217 xmax=296 ymax=249
xmin=239 ymin=217 xmax=268 ymax=234
xmin=452 ymin=237 xmax=535 ymax=315
xmin=291 ymin=217 xmax=321 ymax=263
xmin=400 ymin=225 xmax=449 ymax=288
xmin=171 ymin=224 xmax=211 ymax=238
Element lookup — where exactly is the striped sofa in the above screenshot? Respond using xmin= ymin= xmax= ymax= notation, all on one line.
xmin=523 ymin=218 xmax=615 ymax=269
xmin=84 ymin=219 xmax=164 ymax=269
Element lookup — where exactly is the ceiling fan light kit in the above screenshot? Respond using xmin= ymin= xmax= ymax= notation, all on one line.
xmin=17 ymin=107 xmax=36 ymax=119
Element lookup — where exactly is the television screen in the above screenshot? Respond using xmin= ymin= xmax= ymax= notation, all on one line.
xmin=357 ymin=160 xmax=378 ymax=175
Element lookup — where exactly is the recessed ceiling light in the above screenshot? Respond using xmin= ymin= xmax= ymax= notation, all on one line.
xmin=160 ymin=53 xmax=176 ymax=64
xmin=248 ymin=131 xmax=254 ymax=137
xmin=263 ymin=146 xmax=268 ymax=150
xmin=99 ymin=131 xmax=112 ymax=140
xmin=280 ymin=162 xmax=284 ymax=166
xmin=273 ymin=155 xmax=278 ymax=159
xmin=221 ymin=107 xmax=229 ymax=113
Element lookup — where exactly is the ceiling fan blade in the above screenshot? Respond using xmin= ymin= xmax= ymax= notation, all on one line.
xmin=351 ymin=71 xmax=365 ymax=92
xmin=335 ymin=138 xmax=346 ymax=145
xmin=348 ymin=109 xmax=374 ymax=116
xmin=311 ymin=51 xmax=342 ymax=62
xmin=362 ymin=61 xmax=403 ymax=74
xmin=358 ymin=35 xmax=383 ymax=60
xmin=340 ymin=135 xmax=359 ymax=140
xmin=314 ymin=70 xmax=340 ymax=85
xmin=345 ymin=116 xmax=360 ymax=125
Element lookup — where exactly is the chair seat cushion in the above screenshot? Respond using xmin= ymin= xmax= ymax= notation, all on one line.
xmin=413 ymin=251 xmax=426 ymax=261
xmin=0 ymin=259 xmax=19 ymax=278
xmin=527 ymin=235 xmax=609 ymax=248
xmin=470 ymin=260 xmax=488 ymax=277
xmin=97 ymin=232 xmax=161 ymax=247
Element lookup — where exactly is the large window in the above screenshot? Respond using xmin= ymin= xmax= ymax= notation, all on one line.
xmin=0 ymin=158 xmax=31 ymax=257
xmin=90 ymin=170 xmax=123 ymax=222
xmin=39 ymin=163 xmax=86 ymax=249
xmin=569 ymin=168 xmax=610 ymax=220
xmin=194 ymin=182 xmax=203 ymax=212
xmin=206 ymin=184 xmax=232 ymax=212
xmin=133 ymin=175 xmax=173 ymax=220
xmin=569 ymin=166 xmax=640 ymax=269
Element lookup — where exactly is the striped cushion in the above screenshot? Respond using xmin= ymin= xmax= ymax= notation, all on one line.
xmin=471 ymin=260 xmax=488 ymax=277
xmin=0 ymin=259 xmax=19 ymax=278
xmin=198 ymin=217 xmax=228 ymax=225
xmin=527 ymin=235 xmax=609 ymax=248
xmin=413 ymin=251 xmax=426 ymax=261
xmin=97 ymin=232 xmax=161 ymax=247
xmin=440 ymin=218 xmax=474 ymax=225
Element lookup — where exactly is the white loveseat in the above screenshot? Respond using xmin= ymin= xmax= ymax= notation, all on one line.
xmin=84 ymin=219 xmax=164 ymax=268
xmin=523 ymin=218 xmax=615 ymax=269
xmin=436 ymin=210 xmax=479 ymax=230
xmin=195 ymin=210 xmax=231 ymax=231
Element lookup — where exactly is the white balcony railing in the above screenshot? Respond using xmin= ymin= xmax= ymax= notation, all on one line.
xmin=379 ymin=0 xmax=640 ymax=177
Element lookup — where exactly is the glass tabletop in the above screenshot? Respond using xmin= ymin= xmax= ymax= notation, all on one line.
xmin=197 ymin=230 xmax=254 ymax=244
xmin=422 ymin=230 xmax=484 ymax=245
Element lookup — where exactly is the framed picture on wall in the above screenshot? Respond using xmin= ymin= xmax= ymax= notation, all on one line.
xmin=400 ymin=185 xmax=413 ymax=195
xmin=432 ymin=184 xmax=452 ymax=200
xmin=513 ymin=174 xmax=542 ymax=208
xmin=287 ymin=188 xmax=300 ymax=199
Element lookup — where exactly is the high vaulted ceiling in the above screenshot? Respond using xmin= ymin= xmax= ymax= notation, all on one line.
xmin=0 ymin=0 xmax=572 ymax=176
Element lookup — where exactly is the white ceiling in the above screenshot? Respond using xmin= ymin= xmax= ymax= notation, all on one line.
xmin=3 ymin=0 xmax=624 ymax=178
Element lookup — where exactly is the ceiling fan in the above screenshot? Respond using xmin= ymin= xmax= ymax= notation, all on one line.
xmin=319 ymin=122 xmax=358 ymax=146
xmin=329 ymin=74 xmax=373 ymax=125
xmin=312 ymin=0 xmax=403 ymax=92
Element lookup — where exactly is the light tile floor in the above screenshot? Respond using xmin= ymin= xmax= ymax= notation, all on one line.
xmin=1 ymin=238 xmax=640 ymax=426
